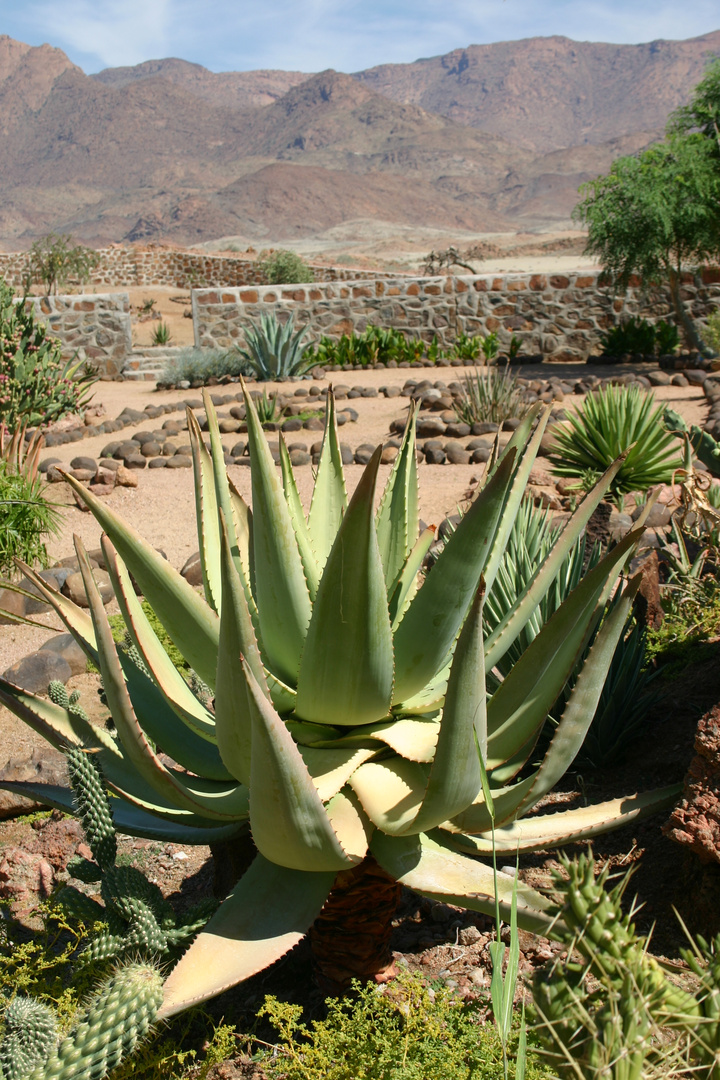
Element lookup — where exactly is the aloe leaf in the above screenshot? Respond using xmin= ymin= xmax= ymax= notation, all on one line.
xmin=299 ymin=746 xmax=377 ymax=801
xmin=308 ymin=389 xmax=347 ymax=569
xmin=370 ymin=831 xmax=557 ymax=934
xmin=243 ymin=658 xmax=356 ymax=870
xmin=486 ymin=527 xmax=642 ymax=774
xmin=448 ymin=775 xmax=538 ymax=835
xmin=213 ymin=511 xmax=270 ymax=787
xmin=187 ymin=405 xmax=223 ymax=613
xmin=295 ymin=447 xmax=394 ymax=727
xmin=102 ymin=539 xmax=226 ymax=767
xmin=74 ymin=537 xmax=248 ymax=821
xmin=392 ymin=449 xmax=516 ymax=704
xmin=359 ymin=716 xmax=440 ymax=761
xmin=228 ymin=476 xmax=253 ymax=580
xmin=376 ymin=401 xmax=419 ymax=589
xmin=349 ymin=758 xmax=428 ymax=836
xmin=325 ymin=787 xmax=374 ymax=863
xmin=482 ymin=406 xmax=551 ymax=594
xmin=0 ymin=781 xmax=247 ymax=843
xmin=0 ymin=678 xmax=106 ymax=751
xmin=160 ymin=855 xmax=335 ymax=1017
xmin=484 ymin=453 xmax=630 ymax=669
xmin=0 ymin=678 xmax=203 ymax=817
xmin=388 ymin=526 xmax=436 ymax=630
xmin=278 ymin=433 xmax=319 ymax=599
xmin=59 ymin=476 xmax=220 ymax=688
xmin=444 ymin=786 xmax=682 ymax=854
xmin=242 ymin=379 xmax=311 ymax=685
xmin=13 ymin=560 xmax=98 ymax=659
xmin=412 ymin=585 xmax=485 ymax=833
xmin=508 ymin=574 xmax=642 ymax=821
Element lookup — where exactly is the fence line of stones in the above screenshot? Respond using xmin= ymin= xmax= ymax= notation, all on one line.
xmin=193 ymin=269 xmax=720 ymax=364
xmin=0 ymin=246 xmax=387 ymax=291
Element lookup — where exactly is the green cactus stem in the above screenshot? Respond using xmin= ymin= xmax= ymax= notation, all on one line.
xmin=0 ymin=996 xmax=57 ymax=1080
xmin=26 ymin=964 xmax=163 ymax=1080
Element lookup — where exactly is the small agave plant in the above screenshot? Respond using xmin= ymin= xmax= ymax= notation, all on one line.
xmin=0 ymin=386 xmax=678 ymax=1020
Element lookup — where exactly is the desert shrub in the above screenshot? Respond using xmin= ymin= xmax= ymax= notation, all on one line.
xmin=0 ymin=464 xmax=61 ymax=577
xmin=655 ymin=319 xmax=680 ymax=355
xmin=258 ymin=972 xmax=551 ymax=1080
xmin=159 ymin=346 xmax=252 ymax=386
xmin=453 ymin=364 xmax=531 ymax=426
xmin=257 ymin=249 xmax=314 ymax=284
xmin=548 ymin=384 xmax=683 ymax=505
xmin=27 ymin=233 xmax=99 ymax=296
xmin=599 ymin=317 xmax=679 ymax=358
xmin=0 ymin=280 xmax=97 ymax=427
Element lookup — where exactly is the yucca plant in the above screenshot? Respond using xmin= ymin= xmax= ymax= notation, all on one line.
xmin=0 ymin=387 xmax=679 ymax=1021
xmin=238 ymin=312 xmax=315 ymax=379
xmin=453 ymin=364 xmax=531 ymax=427
xmin=549 ymin=385 xmax=683 ymax=506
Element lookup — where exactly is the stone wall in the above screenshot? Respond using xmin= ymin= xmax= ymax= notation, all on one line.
xmin=26 ymin=293 xmax=132 ymax=379
xmin=192 ymin=269 xmax=720 ymax=361
xmin=0 ymin=246 xmax=385 ymax=291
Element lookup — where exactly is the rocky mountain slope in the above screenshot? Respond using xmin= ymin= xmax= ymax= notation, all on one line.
xmin=0 ymin=30 xmax=717 ymax=250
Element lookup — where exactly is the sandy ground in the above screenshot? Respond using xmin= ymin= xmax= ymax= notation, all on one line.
xmin=0 ymin=366 xmax=708 ymax=766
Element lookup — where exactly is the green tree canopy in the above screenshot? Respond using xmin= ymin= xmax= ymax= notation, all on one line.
xmin=669 ymin=56 xmax=720 ymax=150
xmin=573 ymin=134 xmax=720 ymax=353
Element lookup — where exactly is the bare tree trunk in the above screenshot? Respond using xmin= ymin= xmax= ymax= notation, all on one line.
xmin=309 ymin=854 xmax=402 ymax=995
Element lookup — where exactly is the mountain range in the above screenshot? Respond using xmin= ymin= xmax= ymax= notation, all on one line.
xmin=0 ymin=29 xmax=718 ymax=252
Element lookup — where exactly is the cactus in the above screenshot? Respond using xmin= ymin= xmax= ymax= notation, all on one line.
xmin=531 ymin=852 xmax=715 ymax=1079
xmin=0 ymin=997 xmax=57 ymax=1080
xmin=664 ymin=407 xmax=720 ymax=478
xmin=58 ymin=747 xmax=216 ymax=965
xmin=47 ymin=682 xmax=90 ymax=723
xmin=65 ymin=748 xmax=116 ymax=872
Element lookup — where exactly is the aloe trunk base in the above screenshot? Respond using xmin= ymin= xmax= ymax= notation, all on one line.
xmin=309 ymin=855 xmax=402 ymax=994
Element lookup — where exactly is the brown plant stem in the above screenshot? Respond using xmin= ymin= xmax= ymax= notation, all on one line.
xmin=309 ymin=854 xmax=402 ymax=995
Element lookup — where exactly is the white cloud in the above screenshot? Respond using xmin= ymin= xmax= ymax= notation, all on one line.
xmin=1 ymin=0 xmax=718 ymax=73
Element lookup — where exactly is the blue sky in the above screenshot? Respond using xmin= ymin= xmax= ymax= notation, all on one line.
xmin=2 ymin=0 xmax=719 ymax=75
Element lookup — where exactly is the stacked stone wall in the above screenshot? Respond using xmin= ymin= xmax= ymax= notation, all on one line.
xmin=192 ymin=269 xmax=720 ymax=362
xmin=25 ymin=293 xmax=132 ymax=379
xmin=0 ymin=247 xmax=386 ymax=290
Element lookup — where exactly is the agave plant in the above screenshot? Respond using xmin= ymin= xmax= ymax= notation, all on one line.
xmin=548 ymin=384 xmax=683 ymax=505
xmin=0 ymin=386 xmax=678 ymax=1020
xmin=239 ymin=312 xmax=315 ymax=379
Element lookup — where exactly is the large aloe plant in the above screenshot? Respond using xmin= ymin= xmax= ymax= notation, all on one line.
xmin=0 ymin=386 xmax=678 ymax=1019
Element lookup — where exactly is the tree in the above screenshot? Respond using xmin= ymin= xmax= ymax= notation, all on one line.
xmin=28 ymin=233 xmax=99 ymax=296
xmin=256 ymin=248 xmax=314 ymax=285
xmin=573 ymin=135 xmax=720 ymax=353
xmin=669 ymin=56 xmax=720 ymax=152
